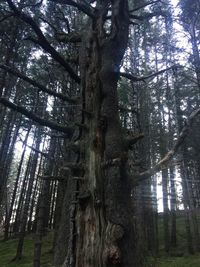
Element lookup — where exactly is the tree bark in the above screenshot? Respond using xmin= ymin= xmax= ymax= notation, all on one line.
xmin=60 ymin=1 xmax=138 ymax=267
xmin=4 ymin=127 xmax=31 ymax=240
xmin=14 ymin=127 xmax=42 ymax=260
xmin=169 ymin=167 xmax=177 ymax=248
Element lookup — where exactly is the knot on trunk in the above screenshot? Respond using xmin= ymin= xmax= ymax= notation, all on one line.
xmin=109 ymin=245 xmax=121 ymax=265
xmin=124 ymin=131 xmax=144 ymax=150
xmin=110 ymin=224 xmax=124 ymax=241
xmin=103 ymin=223 xmax=124 ymax=265
xmin=104 ymin=245 xmax=121 ymax=265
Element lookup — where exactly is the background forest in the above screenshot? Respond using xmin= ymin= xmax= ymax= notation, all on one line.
xmin=0 ymin=0 xmax=200 ymax=267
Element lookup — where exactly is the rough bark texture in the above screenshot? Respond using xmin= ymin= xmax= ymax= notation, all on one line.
xmin=61 ymin=1 xmax=137 ymax=267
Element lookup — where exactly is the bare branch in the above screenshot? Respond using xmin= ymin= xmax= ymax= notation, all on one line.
xmin=27 ymin=145 xmax=50 ymax=157
xmin=134 ymin=107 xmax=200 ymax=183
xmin=119 ymin=105 xmax=139 ymax=115
xmin=0 ymin=13 xmax=14 ymax=23
xmin=0 ymin=64 xmax=79 ymax=104
xmin=120 ymin=65 xmax=177 ymax=82
xmin=126 ymin=133 xmax=144 ymax=149
xmin=38 ymin=175 xmax=64 ymax=181
xmin=129 ymin=11 xmax=169 ymax=21
xmin=129 ymin=1 xmax=162 ymax=13
xmin=6 ymin=0 xmax=80 ymax=84
xmin=28 ymin=1 xmax=44 ymax=8
xmin=18 ymin=135 xmax=54 ymax=158
xmin=39 ymin=16 xmax=58 ymax=32
xmin=55 ymin=32 xmax=81 ymax=43
xmin=0 ymin=98 xmax=74 ymax=134
xmin=50 ymin=0 xmax=96 ymax=18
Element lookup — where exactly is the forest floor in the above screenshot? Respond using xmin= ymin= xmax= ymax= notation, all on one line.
xmin=0 ymin=234 xmax=200 ymax=267
xmin=0 ymin=232 xmax=53 ymax=267
xmin=154 ymin=254 xmax=200 ymax=267
xmin=155 ymin=211 xmax=200 ymax=266
xmin=1 ymin=213 xmax=200 ymax=267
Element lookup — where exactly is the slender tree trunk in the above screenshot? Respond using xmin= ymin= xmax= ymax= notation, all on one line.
xmin=14 ymin=127 xmax=42 ymax=260
xmin=184 ymin=166 xmax=200 ymax=252
xmin=27 ymin=162 xmax=41 ymax=233
xmin=13 ymin=154 xmax=31 ymax=234
xmin=49 ymin=180 xmax=57 ymax=229
xmin=181 ymin=163 xmax=194 ymax=254
xmin=162 ymin=169 xmax=170 ymax=253
xmin=4 ymin=128 xmax=30 ymax=240
xmin=190 ymin=25 xmax=200 ymax=93
xmin=0 ymin=111 xmax=17 ymax=205
xmin=169 ymin=167 xmax=177 ymax=248
xmin=33 ymin=136 xmax=57 ymax=267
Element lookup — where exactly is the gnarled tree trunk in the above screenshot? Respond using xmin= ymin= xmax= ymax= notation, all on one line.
xmin=62 ymin=1 xmax=137 ymax=267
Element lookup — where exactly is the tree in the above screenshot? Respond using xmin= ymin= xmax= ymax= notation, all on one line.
xmin=1 ymin=0 xmax=200 ymax=266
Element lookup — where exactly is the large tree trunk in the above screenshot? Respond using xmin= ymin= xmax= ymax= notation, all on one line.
xmin=62 ymin=1 xmax=137 ymax=267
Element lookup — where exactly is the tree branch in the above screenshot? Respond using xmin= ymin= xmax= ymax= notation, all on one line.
xmin=0 ymin=13 xmax=14 ymax=23
xmin=39 ymin=16 xmax=58 ymax=32
xmin=130 ymin=11 xmax=169 ymax=21
xmin=134 ymin=107 xmax=200 ymax=183
xmin=126 ymin=133 xmax=144 ymax=149
xmin=38 ymin=175 xmax=64 ymax=181
xmin=55 ymin=32 xmax=81 ymax=43
xmin=6 ymin=0 xmax=80 ymax=84
xmin=50 ymin=0 xmax=96 ymax=18
xmin=18 ymin=135 xmax=56 ymax=159
xmin=19 ymin=0 xmax=43 ymax=8
xmin=0 ymin=98 xmax=74 ymax=134
xmin=0 ymin=64 xmax=79 ymax=104
xmin=119 ymin=105 xmax=139 ymax=115
xmin=120 ymin=65 xmax=177 ymax=82
xmin=129 ymin=0 xmax=162 ymax=13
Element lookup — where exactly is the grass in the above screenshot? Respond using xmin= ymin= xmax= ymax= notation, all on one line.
xmin=158 ymin=215 xmax=188 ymax=253
xmin=155 ymin=212 xmax=200 ymax=267
xmin=156 ymin=254 xmax=200 ymax=267
xmin=0 ymin=233 xmax=53 ymax=267
xmin=0 ymin=213 xmax=200 ymax=267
